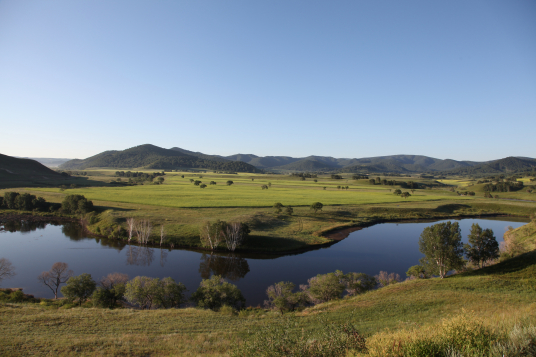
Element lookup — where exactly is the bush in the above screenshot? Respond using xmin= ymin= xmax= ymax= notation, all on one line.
xmin=9 ymin=290 xmax=25 ymax=302
xmin=191 ymin=275 xmax=245 ymax=310
xmin=62 ymin=195 xmax=94 ymax=214
xmin=264 ymin=281 xmax=308 ymax=314
xmin=124 ymin=276 xmax=188 ymax=309
xmin=305 ymin=271 xmax=345 ymax=304
xmin=61 ymin=273 xmax=97 ymax=306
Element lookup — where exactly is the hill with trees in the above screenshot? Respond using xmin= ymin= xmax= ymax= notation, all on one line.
xmin=439 ymin=157 xmax=536 ymax=176
xmin=59 ymin=145 xmax=261 ymax=173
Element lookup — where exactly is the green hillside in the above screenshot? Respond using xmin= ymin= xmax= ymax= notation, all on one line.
xmin=442 ymin=157 xmax=536 ymax=176
xmin=60 ymin=145 xmax=261 ymax=173
xmin=0 ymin=154 xmax=66 ymax=187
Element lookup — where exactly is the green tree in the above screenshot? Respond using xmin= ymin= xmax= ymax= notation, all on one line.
xmin=419 ymin=221 xmax=464 ymax=279
xmin=154 ymin=277 xmax=188 ymax=308
xmin=401 ymin=192 xmax=411 ymax=199
xmin=265 ymin=281 xmax=307 ymax=314
xmin=124 ymin=276 xmax=160 ymax=309
xmin=156 ymin=177 xmax=164 ymax=184
xmin=226 ymin=180 xmax=234 ymax=186
xmin=190 ymin=275 xmax=245 ymax=310
xmin=464 ymin=224 xmax=499 ymax=268
xmin=3 ymin=192 xmax=20 ymax=209
xmin=200 ymin=184 xmax=207 ymax=189
xmin=306 ymin=271 xmax=345 ymax=304
xmin=61 ymin=273 xmax=97 ymax=306
xmin=62 ymin=195 xmax=94 ymax=214
xmin=406 ymin=265 xmax=430 ymax=279
xmin=393 ymin=189 xmax=402 ymax=195
xmin=310 ymin=202 xmax=323 ymax=213
xmin=342 ymin=272 xmax=376 ymax=296
xmin=285 ymin=205 xmax=293 ymax=216
xmin=92 ymin=273 xmax=128 ymax=309
xmin=273 ymin=202 xmax=283 ymax=214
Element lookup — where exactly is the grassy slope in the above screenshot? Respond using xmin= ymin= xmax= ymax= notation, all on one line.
xmin=1 ymin=231 xmax=535 ymax=356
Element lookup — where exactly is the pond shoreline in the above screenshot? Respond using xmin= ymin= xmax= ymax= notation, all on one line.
xmin=0 ymin=211 xmax=529 ymax=256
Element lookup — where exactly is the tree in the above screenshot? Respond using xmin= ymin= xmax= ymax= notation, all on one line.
xmin=194 ymin=180 xmax=202 ymax=186
xmin=224 ymin=222 xmax=250 ymax=251
xmin=419 ymin=221 xmax=464 ymax=279
xmin=261 ymin=184 xmax=268 ymax=189
xmin=3 ymin=192 xmax=20 ymax=209
xmin=305 ymin=271 xmax=345 ymax=304
xmin=199 ymin=220 xmax=226 ymax=250
xmin=375 ymin=271 xmax=401 ymax=287
xmin=406 ymin=265 xmax=430 ymax=279
xmin=226 ymin=180 xmax=234 ymax=186
xmin=310 ymin=202 xmax=323 ymax=213
xmin=190 ymin=275 xmax=246 ymax=310
xmin=156 ymin=177 xmax=164 ymax=184
xmin=209 ymin=181 xmax=217 ymax=185
xmin=126 ymin=218 xmax=136 ymax=243
xmin=135 ymin=219 xmax=153 ymax=244
xmin=200 ymin=184 xmax=207 ymax=188
xmin=154 ymin=277 xmax=188 ymax=308
xmin=273 ymin=202 xmax=283 ymax=214
xmin=61 ymin=273 xmax=97 ymax=306
xmin=92 ymin=272 xmax=129 ymax=308
xmin=124 ymin=276 xmax=160 ymax=309
xmin=342 ymin=272 xmax=376 ymax=296
xmin=265 ymin=282 xmax=307 ymax=314
xmin=464 ymin=224 xmax=499 ymax=268
xmin=393 ymin=189 xmax=402 ymax=195
xmin=0 ymin=258 xmax=16 ymax=286
xmin=285 ymin=205 xmax=293 ymax=216
xmin=37 ymin=262 xmax=73 ymax=299
xmin=62 ymin=195 xmax=94 ymax=214
xmin=401 ymin=192 xmax=411 ymax=199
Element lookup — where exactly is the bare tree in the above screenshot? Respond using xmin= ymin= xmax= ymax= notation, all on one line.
xmin=136 ymin=220 xmax=153 ymax=244
xmin=225 ymin=222 xmax=243 ymax=252
xmin=37 ymin=262 xmax=73 ymax=299
xmin=160 ymin=225 xmax=165 ymax=246
xmin=200 ymin=221 xmax=223 ymax=250
xmin=126 ymin=218 xmax=136 ymax=243
xmin=0 ymin=258 xmax=16 ymax=286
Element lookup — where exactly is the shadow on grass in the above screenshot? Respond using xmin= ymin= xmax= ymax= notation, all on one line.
xmin=434 ymin=204 xmax=472 ymax=213
xmin=459 ymin=250 xmax=536 ymax=278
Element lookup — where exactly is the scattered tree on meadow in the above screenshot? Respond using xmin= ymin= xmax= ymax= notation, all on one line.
xmin=156 ymin=177 xmax=165 ymax=184
xmin=393 ymin=189 xmax=402 ymax=195
xmin=264 ymin=281 xmax=308 ymax=314
xmin=310 ymin=202 xmax=323 ymax=213
xmin=0 ymin=258 xmax=16 ymax=286
xmin=61 ymin=273 xmax=97 ymax=306
xmin=92 ymin=272 xmax=129 ymax=308
xmin=194 ymin=180 xmax=202 ymax=186
xmin=464 ymin=224 xmax=499 ymax=268
xmin=209 ymin=181 xmax=217 ymax=185
xmin=37 ymin=262 xmax=74 ymax=299
xmin=273 ymin=202 xmax=283 ymax=214
xmin=401 ymin=192 xmax=411 ymax=199
xmin=200 ymin=184 xmax=207 ymax=188
xmin=419 ymin=221 xmax=465 ymax=279
xmin=226 ymin=180 xmax=234 ymax=186
xmin=285 ymin=205 xmax=293 ymax=216
xmin=261 ymin=184 xmax=268 ymax=189
xmin=190 ymin=275 xmax=246 ymax=310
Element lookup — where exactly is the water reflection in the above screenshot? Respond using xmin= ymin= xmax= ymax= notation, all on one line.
xmin=198 ymin=253 xmax=250 ymax=281
xmin=62 ymin=222 xmax=87 ymax=240
xmin=126 ymin=245 xmax=155 ymax=266
xmin=1 ymin=220 xmax=47 ymax=233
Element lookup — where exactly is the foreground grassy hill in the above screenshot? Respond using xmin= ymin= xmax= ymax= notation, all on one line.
xmin=1 ymin=221 xmax=535 ymax=356
xmin=0 ymin=154 xmax=68 ymax=189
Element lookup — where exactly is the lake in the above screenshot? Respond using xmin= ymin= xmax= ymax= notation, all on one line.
xmin=0 ymin=217 xmax=528 ymax=306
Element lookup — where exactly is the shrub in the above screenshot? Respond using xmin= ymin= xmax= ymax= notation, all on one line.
xmin=62 ymin=195 xmax=94 ymax=214
xmin=305 ymin=271 xmax=345 ymax=304
xmin=124 ymin=276 xmax=187 ymax=309
xmin=264 ymin=281 xmax=308 ymax=314
xmin=191 ymin=275 xmax=245 ymax=310
xmin=61 ymin=273 xmax=97 ymax=306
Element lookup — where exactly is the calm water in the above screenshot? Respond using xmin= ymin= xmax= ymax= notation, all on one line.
xmin=0 ymin=217 xmax=528 ymax=306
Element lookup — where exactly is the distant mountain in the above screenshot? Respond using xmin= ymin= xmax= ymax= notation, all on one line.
xmin=223 ymin=154 xmax=300 ymax=168
xmin=59 ymin=145 xmax=261 ymax=172
xmin=0 ymin=154 xmax=65 ymax=181
xmin=169 ymin=147 xmax=229 ymax=162
xmin=441 ymin=157 xmax=536 ymax=175
xmin=17 ymin=157 xmax=73 ymax=168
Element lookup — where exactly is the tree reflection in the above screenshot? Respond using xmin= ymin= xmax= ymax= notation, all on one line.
xmin=198 ymin=253 xmax=250 ymax=281
xmin=126 ymin=245 xmax=155 ymax=266
xmin=1 ymin=220 xmax=47 ymax=233
xmin=62 ymin=222 xmax=86 ymax=240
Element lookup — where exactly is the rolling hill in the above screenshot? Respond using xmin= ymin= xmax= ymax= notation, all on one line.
xmin=59 ymin=145 xmax=261 ymax=173
xmin=0 ymin=154 xmax=66 ymax=184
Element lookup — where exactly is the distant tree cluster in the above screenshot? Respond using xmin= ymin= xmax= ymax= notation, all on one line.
xmin=290 ymin=173 xmax=317 ymax=178
xmin=352 ymin=174 xmax=369 ymax=180
xmin=331 ymin=174 xmax=343 ymax=180
xmin=483 ymin=181 xmax=524 ymax=192
xmin=114 ymin=171 xmax=165 ymax=184
xmin=61 ymin=195 xmax=94 ymax=214
xmin=2 ymin=192 xmax=49 ymax=212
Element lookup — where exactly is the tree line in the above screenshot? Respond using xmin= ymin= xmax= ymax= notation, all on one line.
xmin=1 ymin=192 xmax=94 ymax=214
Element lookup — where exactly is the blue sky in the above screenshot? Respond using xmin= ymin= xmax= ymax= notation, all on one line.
xmin=1 ymin=0 xmax=535 ymax=161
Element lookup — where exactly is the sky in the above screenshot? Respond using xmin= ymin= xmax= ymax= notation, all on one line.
xmin=0 ymin=0 xmax=535 ymax=161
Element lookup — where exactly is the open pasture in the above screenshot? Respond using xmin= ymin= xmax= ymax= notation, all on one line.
xmin=29 ymin=172 xmax=468 ymax=209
